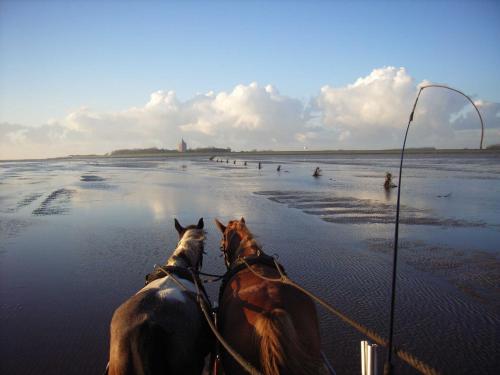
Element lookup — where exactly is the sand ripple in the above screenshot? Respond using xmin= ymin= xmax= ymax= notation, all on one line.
xmin=255 ymin=190 xmax=487 ymax=228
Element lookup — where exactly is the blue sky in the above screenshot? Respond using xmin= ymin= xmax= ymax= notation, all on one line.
xmin=1 ymin=0 xmax=499 ymax=157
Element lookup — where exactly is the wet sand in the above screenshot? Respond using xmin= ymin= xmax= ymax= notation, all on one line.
xmin=0 ymin=154 xmax=499 ymax=374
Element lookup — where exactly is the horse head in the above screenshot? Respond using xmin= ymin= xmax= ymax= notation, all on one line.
xmin=174 ymin=217 xmax=204 ymax=238
xmin=214 ymin=217 xmax=260 ymax=268
xmin=171 ymin=217 xmax=205 ymax=270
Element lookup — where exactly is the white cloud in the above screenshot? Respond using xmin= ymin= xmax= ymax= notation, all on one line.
xmin=1 ymin=67 xmax=499 ymax=159
xmin=317 ymin=67 xmax=415 ymax=130
xmin=314 ymin=67 xmax=499 ymax=149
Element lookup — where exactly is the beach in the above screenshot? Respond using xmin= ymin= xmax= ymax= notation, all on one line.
xmin=1 ymin=153 xmax=499 ymax=374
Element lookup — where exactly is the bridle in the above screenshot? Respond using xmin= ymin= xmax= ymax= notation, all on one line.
xmin=219 ymin=228 xmax=239 ymax=268
xmin=219 ymin=227 xmax=261 ymax=269
xmin=172 ymin=232 xmax=206 ymax=271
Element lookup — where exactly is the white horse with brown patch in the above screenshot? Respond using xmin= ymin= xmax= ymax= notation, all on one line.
xmin=108 ymin=218 xmax=212 ymax=375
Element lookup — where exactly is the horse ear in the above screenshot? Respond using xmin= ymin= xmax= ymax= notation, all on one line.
xmin=174 ymin=218 xmax=184 ymax=234
xmin=197 ymin=218 xmax=204 ymax=229
xmin=214 ymin=218 xmax=226 ymax=233
xmin=240 ymin=217 xmax=245 ymax=224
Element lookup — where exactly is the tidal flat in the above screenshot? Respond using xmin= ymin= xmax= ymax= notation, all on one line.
xmin=0 ymin=153 xmax=499 ymax=374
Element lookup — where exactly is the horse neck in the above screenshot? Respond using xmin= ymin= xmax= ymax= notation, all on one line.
xmin=167 ymin=231 xmax=204 ymax=268
xmin=167 ymin=252 xmax=191 ymax=268
xmin=233 ymin=233 xmax=261 ymax=259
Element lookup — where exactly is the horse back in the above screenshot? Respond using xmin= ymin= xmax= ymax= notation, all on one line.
xmin=219 ymin=265 xmax=322 ymax=374
xmin=109 ymin=284 xmax=211 ymax=375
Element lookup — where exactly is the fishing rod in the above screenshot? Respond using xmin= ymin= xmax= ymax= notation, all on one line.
xmin=384 ymin=84 xmax=485 ymax=375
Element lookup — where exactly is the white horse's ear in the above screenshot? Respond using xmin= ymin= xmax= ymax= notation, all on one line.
xmin=214 ymin=218 xmax=226 ymax=233
xmin=197 ymin=218 xmax=204 ymax=229
xmin=174 ymin=218 xmax=184 ymax=234
xmin=240 ymin=217 xmax=245 ymax=224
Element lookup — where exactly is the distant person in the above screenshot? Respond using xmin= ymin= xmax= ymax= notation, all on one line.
xmin=233 ymin=160 xmax=236 ymax=164
xmin=277 ymin=165 xmax=281 ymax=172
xmin=226 ymin=159 xmax=229 ymax=163
xmin=258 ymin=162 xmax=262 ymax=170
xmin=384 ymin=172 xmax=397 ymax=190
xmin=313 ymin=167 xmax=321 ymax=177
xmin=244 ymin=161 xmax=247 ymax=166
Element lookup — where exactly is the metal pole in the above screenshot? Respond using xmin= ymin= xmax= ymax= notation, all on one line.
xmin=384 ymin=85 xmax=484 ymax=375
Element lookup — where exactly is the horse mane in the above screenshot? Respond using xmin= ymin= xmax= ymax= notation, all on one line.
xmin=230 ymin=221 xmax=263 ymax=255
xmin=167 ymin=228 xmax=205 ymax=267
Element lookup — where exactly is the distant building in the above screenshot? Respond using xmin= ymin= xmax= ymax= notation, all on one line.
xmin=177 ymin=138 xmax=187 ymax=152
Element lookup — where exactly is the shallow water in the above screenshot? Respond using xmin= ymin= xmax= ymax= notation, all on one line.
xmin=0 ymin=153 xmax=499 ymax=374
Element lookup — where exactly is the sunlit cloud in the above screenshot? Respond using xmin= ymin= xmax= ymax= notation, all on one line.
xmin=1 ymin=67 xmax=498 ymax=159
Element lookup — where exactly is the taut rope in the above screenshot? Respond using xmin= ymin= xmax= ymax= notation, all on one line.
xmin=189 ymin=268 xmax=263 ymax=375
xmin=146 ymin=263 xmax=261 ymax=373
xmin=157 ymin=265 xmax=263 ymax=374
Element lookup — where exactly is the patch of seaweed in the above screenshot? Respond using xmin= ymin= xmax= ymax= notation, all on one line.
xmin=32 ymin=188 xmax=74 ymax=216
xmin=255 ymin=190 xmax=487 ymax=228
xmin=16 ymin=193 xmax=43 ymax=210
xmin=80 ymin=175 xmax=106 ymax=182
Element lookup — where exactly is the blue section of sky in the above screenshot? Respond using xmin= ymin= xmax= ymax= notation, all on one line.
xmin=1 ymin=0 xmax=499 ymax=126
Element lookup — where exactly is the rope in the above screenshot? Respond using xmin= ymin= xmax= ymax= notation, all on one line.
xmin=195 ymin=270 xmax=225 ymax=283
xmin=189 ymin=269 xmax=263 ymax=375
xmin=395 ymin=348 xmax=441 ymax=375
xmin=240 ymin=258 xmax=387 ymax=346
xmin=197 ymin=270 xmax=226 ymax=278
xmin=159 ymin=265 xmax=262 ymax=374
xmin=156 ymin=265 xmax=190 ymax=291
xmin=240 ymin=258 xmax=441 ymax=375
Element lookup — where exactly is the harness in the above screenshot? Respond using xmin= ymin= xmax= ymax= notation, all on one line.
xmin=212 ymin=253 xmax=290 ymax=374
xmin=145 ymin=263 xmax=195 ymax=285
xmin=218 ymin=253 xmax=286 ymax=308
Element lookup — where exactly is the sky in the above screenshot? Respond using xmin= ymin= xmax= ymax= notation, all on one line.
xmin=1 ymin=0 xmax=499 ymax=159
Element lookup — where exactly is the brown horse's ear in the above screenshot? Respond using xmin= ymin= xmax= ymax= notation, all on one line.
xmin=214 ymin=218 xmax=226 ymax=233
xmin=240 ymin=217 xmax=245 ymax=224
xmin=174 ymin=218 xmax=184 ymax=235
xmin=197 ymin=218 xmax=204 ymax=229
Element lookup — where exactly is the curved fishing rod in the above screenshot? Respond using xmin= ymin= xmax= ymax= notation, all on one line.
xmin=384 ymin=84 xmax=485 ymax=375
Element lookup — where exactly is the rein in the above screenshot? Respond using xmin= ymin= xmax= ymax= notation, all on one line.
xmin=217 ymin=253 xmax=286 ymax=308
xmin=145 ymin=265 xmax=196 ymax=285
xmin=147 ymin=258 xmax=263 ymax=375
xmin=190 ymin=268 xmax=264 ymax=375
xmin=144 ymin=261 xmax=264 ymax=375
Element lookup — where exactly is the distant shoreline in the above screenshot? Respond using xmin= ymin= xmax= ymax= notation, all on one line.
xmin=1 ymin=148 xmax=499 ymax=163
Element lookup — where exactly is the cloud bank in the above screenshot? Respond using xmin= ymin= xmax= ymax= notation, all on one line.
xmin=1 ymin=67 xmax=498 ymax=159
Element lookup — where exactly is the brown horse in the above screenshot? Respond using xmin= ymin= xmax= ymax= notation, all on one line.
xmin=108 ymin=218 xmax=212 ymax=375
xmin=214 ymin=217 xmax=326 ymax=375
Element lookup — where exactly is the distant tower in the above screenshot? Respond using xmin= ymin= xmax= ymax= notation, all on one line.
xmin=177 ymin=138 xmax=187 ymax=153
